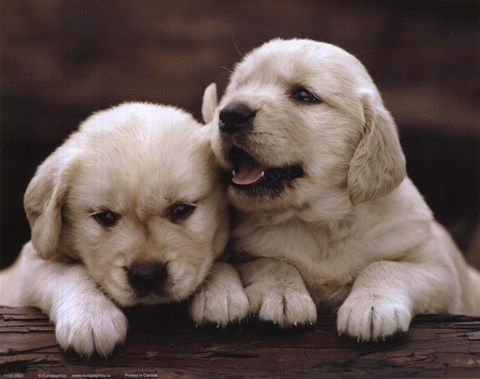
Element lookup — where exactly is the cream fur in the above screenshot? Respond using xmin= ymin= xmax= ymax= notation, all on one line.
xmin=0 ymin=103 xmax=249 ymax=356
xmin=205 ymin=38 xmax=480 ymax=341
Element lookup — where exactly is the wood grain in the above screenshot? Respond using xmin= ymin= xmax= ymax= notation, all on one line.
xmin=1 ymin=306 xmax=479 ymax=378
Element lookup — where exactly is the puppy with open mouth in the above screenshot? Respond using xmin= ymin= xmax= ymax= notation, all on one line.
xmin=203 ymin=38 xmax=480 ymax=342
xmin=0 ymin=103 xmax=249 ymax=356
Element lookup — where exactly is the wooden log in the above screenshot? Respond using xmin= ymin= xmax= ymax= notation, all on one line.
xmin=1 ymin=305 xmax=479 ymax=378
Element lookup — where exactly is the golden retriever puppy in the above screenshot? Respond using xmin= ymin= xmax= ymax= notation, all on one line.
xmin=203 ymin=38 xmax=480 ymax=342
xmin=0 ymin=103 xmax=249 ymax=356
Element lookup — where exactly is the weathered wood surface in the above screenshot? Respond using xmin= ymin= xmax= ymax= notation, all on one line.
xmin=1 ymin=306 xmax=479 ymax=378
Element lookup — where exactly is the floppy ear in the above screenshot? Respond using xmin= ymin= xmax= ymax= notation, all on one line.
xmin=202 ymin=83 xmax=218 ymax=124
xmin=347 ymin=94 xmax=406 ymax=205
xmin=24 ymin=147 xmax=76 ymax=259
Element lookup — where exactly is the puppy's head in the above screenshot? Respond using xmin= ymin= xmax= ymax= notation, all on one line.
xmin=24 ymin=103 xmax=229 ymax=306
xmin=206 ymin=38 xmax=405 ymax=221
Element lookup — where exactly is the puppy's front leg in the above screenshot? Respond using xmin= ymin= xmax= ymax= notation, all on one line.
xmin=337 ymin=260 xmax=456 ymax=342
xmin=16 ymin=244 xmax=128 ymax=357
xmin=239 ymin=258 xmax=317 ymax=327
xmin=189 ymin=262 xmax=250 ymax=327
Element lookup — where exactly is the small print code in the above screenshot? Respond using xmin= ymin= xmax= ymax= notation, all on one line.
xmin=3 ymin=373 xmax=158 ymax=378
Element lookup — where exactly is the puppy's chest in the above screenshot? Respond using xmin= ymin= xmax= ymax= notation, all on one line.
xmin=233 ymin=222 xmax=354 ymax=310
xmin=304 ymin=271 xmax=353 ymax=312
xmin=287 ymin=241 xmax=354 ymax=312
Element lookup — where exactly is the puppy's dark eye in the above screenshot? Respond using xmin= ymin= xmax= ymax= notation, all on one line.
xmin=92 ymin=210 xmax=120 ymax=227
xmin=169 ymin=203 xmax=196 ymax=223
xmin=292 ymin=87 xmax=321 ymax=104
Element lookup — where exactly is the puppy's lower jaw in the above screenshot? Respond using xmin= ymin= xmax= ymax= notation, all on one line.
xmin=228 ymin=146 xmax=304 ymax=197
xmin=128 ymin=289 xmax=183 ymax=306
xmin=111 ymin=282 xmax=186 ymax=306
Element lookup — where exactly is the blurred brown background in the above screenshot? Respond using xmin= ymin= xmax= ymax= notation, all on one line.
xmin=1 ymin=0 xmax=479 ymax=269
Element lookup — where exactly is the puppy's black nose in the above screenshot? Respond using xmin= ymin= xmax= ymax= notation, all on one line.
xmin=219 ymin=103 xmax=255 ymax=134
xmin=128 ymin=262 xmax=167 ymax=293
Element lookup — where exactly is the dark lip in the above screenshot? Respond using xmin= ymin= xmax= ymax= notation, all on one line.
xmin=227 ymin=146 xmax=304 ymax=196
xmin=133 ymin=287 xmax=169 ymax=299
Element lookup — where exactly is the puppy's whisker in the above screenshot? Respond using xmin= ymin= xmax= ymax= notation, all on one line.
xmin=231 ymin=34 xmax=243 ymax=59
xmin=221 ymin=66 xmax=234 ymax=75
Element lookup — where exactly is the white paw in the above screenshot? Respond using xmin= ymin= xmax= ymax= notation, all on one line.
xmin=54 ymin=294 xmax=128 ymax=357
xmin=337 ymin=291 xmax=412 ymax=342
xmin=189 ymin=263 xmax=250 ymax=327
xmin=247 ymin=285 xmax=317 ymax=328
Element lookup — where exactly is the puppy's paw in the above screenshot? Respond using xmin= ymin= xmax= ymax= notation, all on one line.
xmin=337 ymin=291 xmax=412 ymax=342
xmin=189 ymin=263 xmax=250 ymax=327
xmin=247 ymin=285 xmax=317 ymax=328
xmin=54 ymin=294 xmax=128 ymax=357
xmin=190 ymin=284 xmax=250 ymax=327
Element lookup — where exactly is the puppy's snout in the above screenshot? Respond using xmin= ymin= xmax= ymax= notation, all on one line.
xmin=127 ymin=262 xmax=167 ymax=293
xmin=219 ymin=103 xmax=255 ymax=134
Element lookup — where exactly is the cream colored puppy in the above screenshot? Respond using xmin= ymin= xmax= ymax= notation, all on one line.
xmin=0 ymin=103 xmax=249 ymax=356
xmin=203 ymin=38 xmax=480 ymax=341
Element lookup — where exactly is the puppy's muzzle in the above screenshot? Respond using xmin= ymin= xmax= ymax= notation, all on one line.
xmin=219 ymin=103 xmax=255 ymax=134
xmin=127 ymin=262 xmax=167 ymax=294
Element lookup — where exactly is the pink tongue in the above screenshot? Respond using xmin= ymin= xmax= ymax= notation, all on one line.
xmin=232 ymin=160 xmax=265 ymax=185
